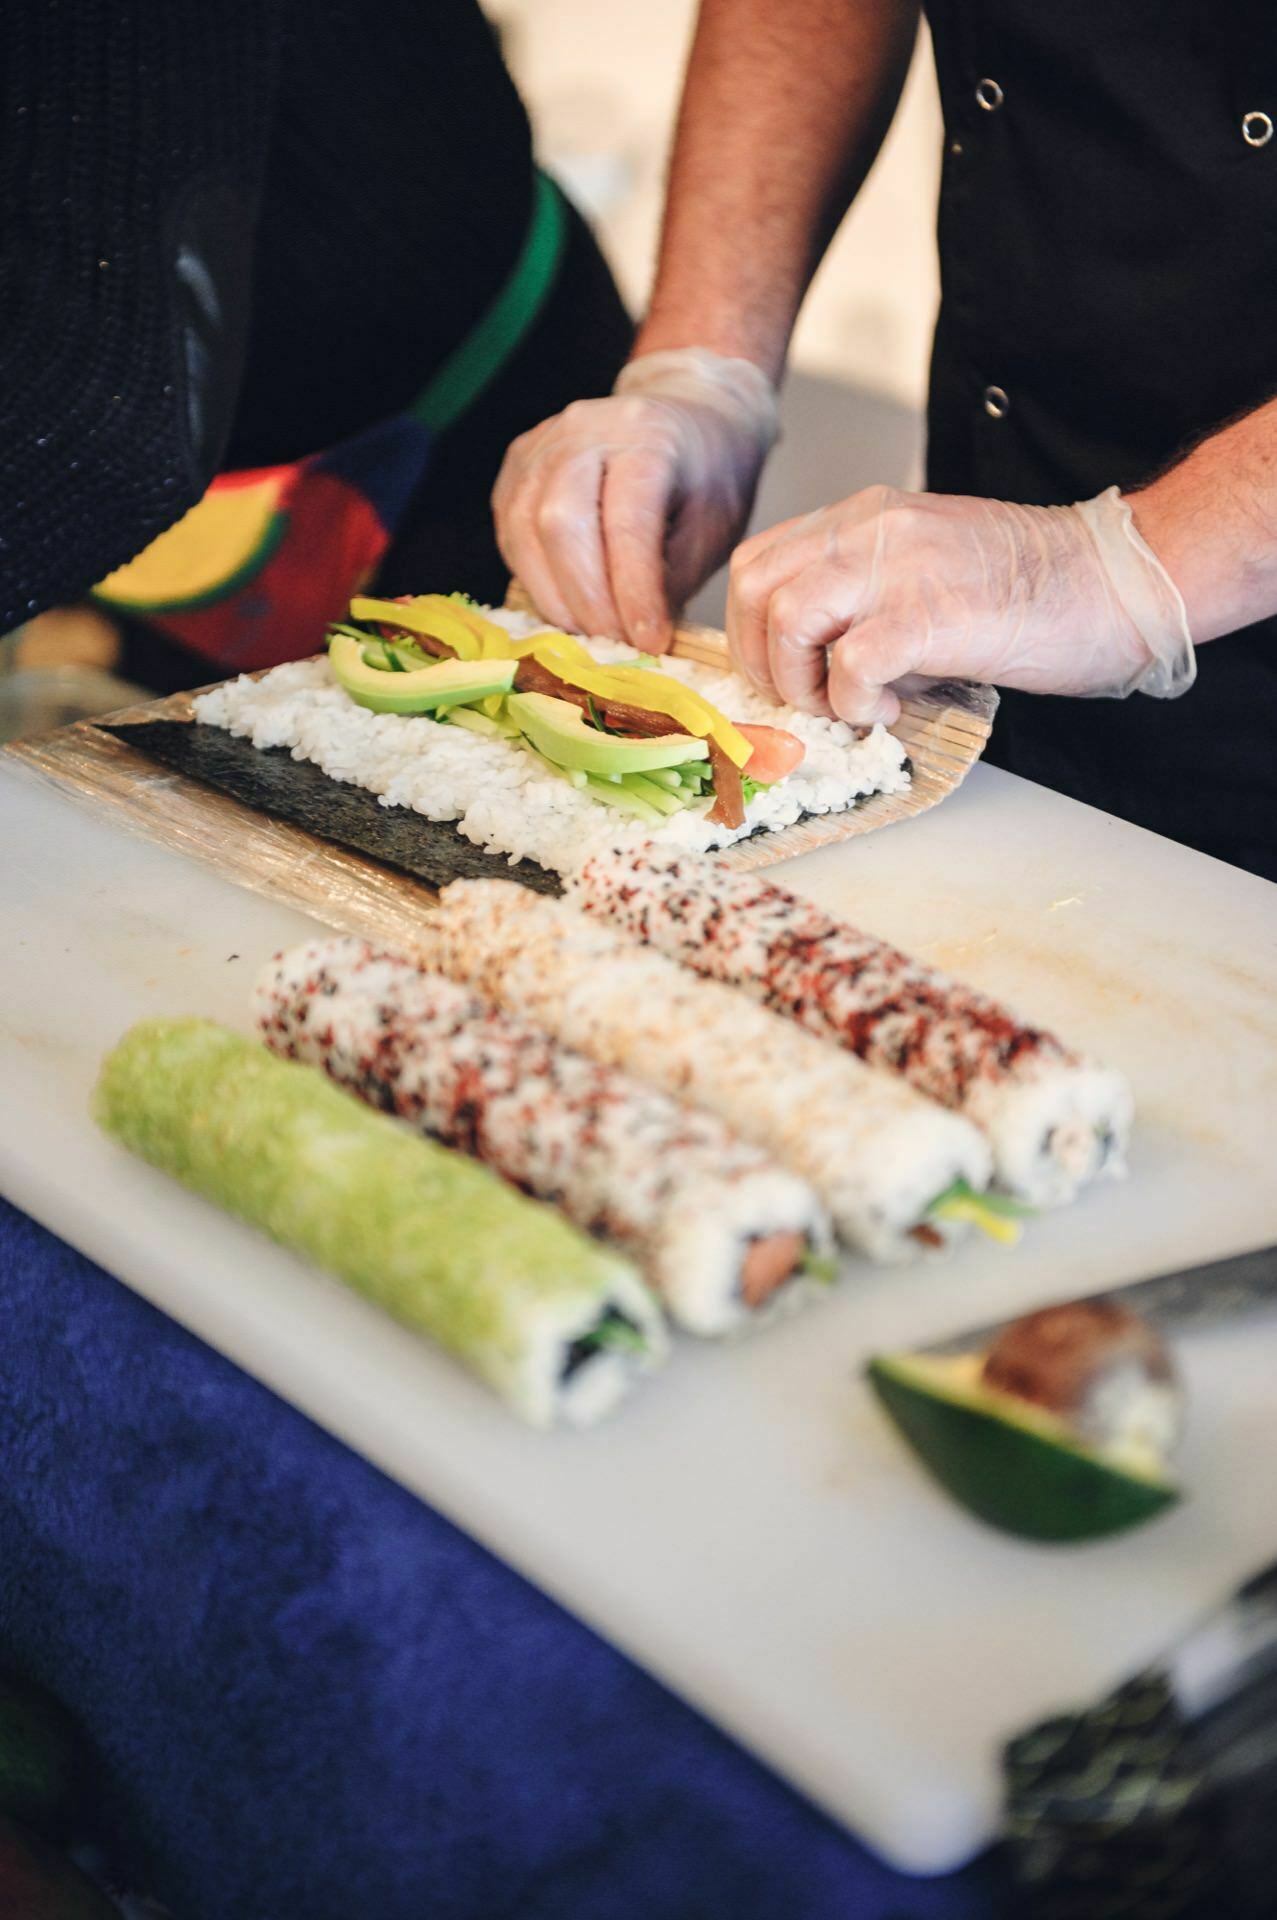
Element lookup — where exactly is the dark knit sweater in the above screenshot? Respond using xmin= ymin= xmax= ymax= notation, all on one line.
xmin=0 ymin=0 xmax=533 ymax=633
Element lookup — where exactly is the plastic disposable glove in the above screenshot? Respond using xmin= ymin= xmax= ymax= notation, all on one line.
xmin=727 ymin=483 xmax=1196 ymax=724
xmin=492 ymin=347 xmax=779 ymax=652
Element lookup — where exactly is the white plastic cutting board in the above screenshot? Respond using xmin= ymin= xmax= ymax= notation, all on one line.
xmin=3 ymin=753 xmax=1277 ymax=1875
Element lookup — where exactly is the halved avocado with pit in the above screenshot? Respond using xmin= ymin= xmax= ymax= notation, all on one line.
xmin=866 ymin=1351 xmax=1179 ymax=1543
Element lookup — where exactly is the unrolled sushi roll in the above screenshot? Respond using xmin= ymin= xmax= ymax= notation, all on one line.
xmin=94 ymin=1018 xmax=665 ymax=1428
xmin=412 ymin=880 xmax=995 ymax=1264
xmin=566 ymin=847 xmax=1133 ymax=1208
xmin=255 ymin=938 xmax=834 ymax=1337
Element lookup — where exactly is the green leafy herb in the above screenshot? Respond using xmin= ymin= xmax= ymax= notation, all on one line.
xmin=799 ymin=1248 xmax=839 ymax=1286
xmin=583 ymin=1312 xmax=647 ymax=1356
xmin=740 ymin=775 xmax=774 ymax=806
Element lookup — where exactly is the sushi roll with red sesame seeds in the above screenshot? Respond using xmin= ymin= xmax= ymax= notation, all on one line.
xmin=255 ymin=937 xmax=834 ymax=1335
xmin=565 ymin=846 xmax=1132 ymax=1208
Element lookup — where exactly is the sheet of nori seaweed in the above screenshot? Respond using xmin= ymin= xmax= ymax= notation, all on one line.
xmin=102 ymin=720 xmax=563 ymax=897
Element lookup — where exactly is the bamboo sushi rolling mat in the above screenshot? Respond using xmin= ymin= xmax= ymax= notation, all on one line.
xmin=3 ymin=617 xmax=996 ymax=945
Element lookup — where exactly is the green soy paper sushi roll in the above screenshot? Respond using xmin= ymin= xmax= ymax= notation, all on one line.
xmin=93 ymin=1019 xmax=666 ymax=1428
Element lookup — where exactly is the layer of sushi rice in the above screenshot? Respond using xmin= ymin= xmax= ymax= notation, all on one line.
xmin=193 ymin=608 xmax=911 ymax=876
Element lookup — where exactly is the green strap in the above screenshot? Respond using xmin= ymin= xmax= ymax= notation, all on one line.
xmin=410 ymin=172 xmax=568 ymax=436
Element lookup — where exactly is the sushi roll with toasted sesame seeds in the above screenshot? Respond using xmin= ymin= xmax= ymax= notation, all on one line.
xmin=411 ymin=880 xmax=997 ymax=1264
xmin=255 ymin=937 xmax=834 ymax=1336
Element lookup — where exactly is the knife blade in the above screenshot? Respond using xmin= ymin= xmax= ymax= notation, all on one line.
xmin=917 ymin=1241 xmax=1277 ymax=1358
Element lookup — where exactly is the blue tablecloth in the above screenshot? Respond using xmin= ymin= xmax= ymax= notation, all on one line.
xmin=0 ymin=1196 xmax=1011 ymax=1919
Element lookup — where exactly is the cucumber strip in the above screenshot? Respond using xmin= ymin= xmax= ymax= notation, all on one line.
xmin=583 ymin=777 xmax=664 ymax=823
xmin=620 ymin=774 xmax=687 ymax=817
xmin=355 ymin=640 xmax=393 ymax=671
xmin=643 ymin=767 xmax=687 ymax=793
xmin=347 ymin=634 xmax=435 ymax=675
xmin=443 ymin=707 xmax=517 ymax=739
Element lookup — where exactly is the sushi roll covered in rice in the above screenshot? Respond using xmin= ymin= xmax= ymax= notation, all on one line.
xmin=567 ymin=846 xmax=1133 ymax=1207
xmin=94 ymin=1018 xmax=665 ymax=1428
xmin=256 ymin=937 xmax=834 ymax=1336
xmin=413 ymin=880 xmax=994 ymax=1264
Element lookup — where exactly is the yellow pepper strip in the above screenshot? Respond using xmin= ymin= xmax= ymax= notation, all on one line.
xmin=418 ymin=595 xmax=526 ymax=660
xmin=510 ymin=631 xmax=595 ymax=670
xmin=520 ymin=638 xmax=754 ymax=768
xmin=349 ymin=595 xmax=482 ymax=661
xmin=930 ymin=1192 xmax=1023 ymax=1248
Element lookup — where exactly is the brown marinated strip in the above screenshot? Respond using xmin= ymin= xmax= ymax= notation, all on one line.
xmin=513 ymin=656 xmax=686 ymax=738
xmin=706 ymin=736 xmax=745 ymax=828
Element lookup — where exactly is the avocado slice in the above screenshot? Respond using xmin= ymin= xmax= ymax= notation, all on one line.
xmin=329 ymin=634 xmax=515 ymax=715
xmin=866 ymin=1351 xmax=1179 ymax=1543
xmin=506 ymin=691 xmax=710 ymax=777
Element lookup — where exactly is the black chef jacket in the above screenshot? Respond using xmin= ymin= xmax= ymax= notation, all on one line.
xmin=922 ymin=1 xmax=1277 ymax=881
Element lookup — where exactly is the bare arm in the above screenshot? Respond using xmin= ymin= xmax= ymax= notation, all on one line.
xmin=493 ymin=0 xmax=921 ymax=644
xmin=1128 ymin=398 xmax=1277 ymax=643
xmin=634 ymin=0 xmax=922 ymax=380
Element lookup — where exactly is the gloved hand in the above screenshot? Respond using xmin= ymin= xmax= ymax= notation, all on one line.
xmin=492 ymin=347 xmax=779 ymax=651
xmin=727 ymin=483 xmax=1196 ymax=724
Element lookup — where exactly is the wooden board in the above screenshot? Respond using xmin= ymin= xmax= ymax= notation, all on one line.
xmin=3 ymin=623 xmax=995 ymax=921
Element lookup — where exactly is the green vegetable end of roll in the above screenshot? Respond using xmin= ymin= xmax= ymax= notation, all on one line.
xmin=928 ymin=1178 xmax=1032 ymax=1247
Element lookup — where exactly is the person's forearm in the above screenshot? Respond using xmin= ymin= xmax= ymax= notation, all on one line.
xmin=632 ymin=0 xmax=920 ymax=383
xmin=1127 ymin=399 xmax=1277 ymax=644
